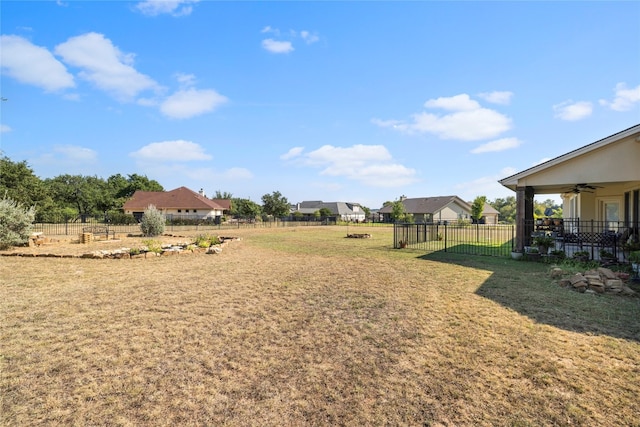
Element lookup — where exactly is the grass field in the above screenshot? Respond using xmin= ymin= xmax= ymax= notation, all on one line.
xmin=2 ymin=226 xmax=639 ymax=426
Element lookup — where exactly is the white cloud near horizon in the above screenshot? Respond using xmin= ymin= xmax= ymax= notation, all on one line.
xmin=599 ymin=82 xmax=640 ymax=112
xmin=262 ymin=39 xmax=294 ymax=54
xmin=373 ymin=93 xmax=512 ymax=141
xmin=160 ymin=87 xmax=228 ymax=119
xmin=471 ymin=137 xmax=522 ymax=154
xmin=136 ymin=0 xmax=199 ymax=16
xmin=478 ymin=91 xmax=513 ymax=105
xmin=283 ymin=144 xmax=419 ymax=188
xmin=553 ymin=100 xmax=593 ymax=121
xmin=130 ymin=140 xmax=213 ymax=162
xmin=454 ymin=166 xmax=518 ymax=202
xmin=53 ymin=144 xmax=98 ymax=162
xmin=280 ymin=147 xmax=304 ymax=160
xmin=0 ymin=35 xmax=75 ymax=92
xmin=55 ymin=32 xmax=158 ymax=101
xmin=30 ymin=144 xmax=98 ymax=175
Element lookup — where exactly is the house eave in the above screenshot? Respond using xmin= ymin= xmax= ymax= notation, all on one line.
xmin=499 ymin=123 xmax=640 ymax=192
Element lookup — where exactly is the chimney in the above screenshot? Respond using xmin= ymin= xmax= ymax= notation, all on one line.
xmin=199 ymin=188 xmax=206 ymax=198
xmin=400 ymin=195 xmax=407 ymax=201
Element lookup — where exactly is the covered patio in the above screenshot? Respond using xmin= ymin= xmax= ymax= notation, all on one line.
xmin=499 ymin=124 xmax=640 ymax=261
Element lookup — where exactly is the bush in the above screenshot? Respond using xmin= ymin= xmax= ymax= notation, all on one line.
xmin=107 ymin=210 xmax=138 ymax=225
xmin=195 ymin=234 xmax=221 ymax=248
xmin=140 ymin=205 xmax=165 ymax=237
xmin=0 ymin=196 xmax=36 ymax=250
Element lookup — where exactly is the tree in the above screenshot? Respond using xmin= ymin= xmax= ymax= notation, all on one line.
xmin=214 ymin=190 xmax=233 ymax=199
xmin=261 ymin=191 xmax=290 ymax=218
xmin=361 ymin=206 xmax=371 ymax=221
xmin=390 ymin=199 xmax=412 ymax=223
xmin=318 ymin=207 xmax=333 ymax=218
xmin=233 ymin=198 xmax=262 ymax=220
xmin=0 ymin=155 xmax=53 ymax=216
xmin=119 ymin=174 xmax=163 ymax=199
xmin=471 ymin=196 xmax=487 ymax=224
xmin=0 ymin=196 xmax=35 ymax=249
xmin=490 ymin=196 xmax=516 ymax=223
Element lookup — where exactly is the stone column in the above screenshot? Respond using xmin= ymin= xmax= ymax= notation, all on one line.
xmin=515 ymin=186 xmax=535 ymax=251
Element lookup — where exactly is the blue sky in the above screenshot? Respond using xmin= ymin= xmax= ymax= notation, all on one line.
xmin=1 ymin=1 xmax=639 ymax=209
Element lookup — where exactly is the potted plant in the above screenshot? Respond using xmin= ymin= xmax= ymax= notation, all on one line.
xmin=573 ymin=250 xmax=590 ymax=263
xmin=526 ymin=247 xmax=541 ymax=261
xmin=510 ymin=249 xmax=523 ymax=260
xmin=533 ymin=235 xmax=554 ymax=254
xmin=549 ymin=249 xmax=566 ymax=261
xmin=599 ymin=249 xmax=616 ymax=262
xmin=629 ymin=251 xmax=640 ymax=276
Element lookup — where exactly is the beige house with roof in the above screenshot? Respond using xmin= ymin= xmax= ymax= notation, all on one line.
xmin=378 ymin=195 xmax=499 ymax=224
xmin=123 ymin=187 xmax=230 ymax=221
xmin=499 ymin=124 xmax=640 ymax=252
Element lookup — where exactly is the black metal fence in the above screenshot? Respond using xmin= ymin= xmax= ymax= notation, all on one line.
xmin=525 ymin=218 xmax=639 ymax=262
xmin=393 ymin=222 xmax=515 ymax=257
xmin=31 ymin=217 xmax=338 ymax=236
xmin=393 ymin=218 xmax=639 ymax=262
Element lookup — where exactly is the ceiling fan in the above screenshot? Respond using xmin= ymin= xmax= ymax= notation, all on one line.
xmin=563 ymin=183 xmax=603 ymax=194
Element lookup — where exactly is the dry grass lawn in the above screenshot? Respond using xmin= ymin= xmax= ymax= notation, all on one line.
xmin=2 ymin=226 xmax=639 ymax=426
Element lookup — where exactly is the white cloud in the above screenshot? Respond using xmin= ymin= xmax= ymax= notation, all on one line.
xmin=175 ymin=72 xmax=196 ymax=88
xmin=471 ymin=137 xmax=522 ymax=154
xmin=455 ymin=167 xmax=518 ymax=201
xmin=533 ymin=157 xmax=552 ymax=166
xmin=478 ymin=91 xmax=513 ymax=105
xmin=136 ymin=0 xmax=199 ymax=16
xmin=55 ymin=32 xmax=158 ymax=101
xmin=262 ymin=39 xmax=294 ymax=54
xmin=160 ymin=88 xmax=228 ymax=119
xmin=599 ymin=82 xmax=640 ymax=112
xmin=31 ymin=144 xmax=98 ymax=174
xmin=280 ymin=147 xmax=304 ymax=160
xmin=424 ymin=94 xmax=480 ymax=111
xmin=290 ymin=144 xmax=419 ymax=188
xmin=300 ymin=31 xmax=319 ymax=44
xmin=553 ymin=100 xmax=593 ymax=121
xmin=221 ymin=167 xmax=254 ymax=180
xmin=0 ymin=35 xmax=75 ymax=92
xmin=1 ymin=124 xmax=12 ymax=133
xmin=53 ymin=144 xmax=98 ymax=161
xmin=130 ymin=140 xmax=213 ymax=162
xmin=375 ymin=93 xmax=512 ymax=141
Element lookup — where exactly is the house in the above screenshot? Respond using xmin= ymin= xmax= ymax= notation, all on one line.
xmin=378 ymin=195 xmax=499 ymax=224
xmin=123 ymin=186 xmax=229 ymax=222
xmin=292 ymin=201 xmax=366 ymax=222
xmin=499 ymin=124 xmax=640 ymax=252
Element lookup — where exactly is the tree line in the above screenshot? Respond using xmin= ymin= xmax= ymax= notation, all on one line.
xmin=0 ymin=155 xmax=296 ymax=223
xmin=1 ymin=154 xmax=560 ymax=224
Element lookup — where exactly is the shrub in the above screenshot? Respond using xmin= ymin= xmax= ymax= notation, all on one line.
xmin=142 ymin=239 xmax=162 ymax=253
xmin=107 ymin=210 xmax=138 ymax=225
xmin=0 ymin=196 xmax=36 ymax=250
xmin=140 ymin=205 xmax=165 ymax=237
xmin=195 ymin=234 xmax=221 ymax=248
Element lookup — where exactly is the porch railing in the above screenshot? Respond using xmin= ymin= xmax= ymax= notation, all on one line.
xmin=525 ymin=218 xmax=639 ymax=262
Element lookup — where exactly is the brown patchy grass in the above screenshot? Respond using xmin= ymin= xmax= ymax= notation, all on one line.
xmin=2 ymin=226 xmax=640 ymax=426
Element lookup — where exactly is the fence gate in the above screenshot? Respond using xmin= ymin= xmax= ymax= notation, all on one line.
xmin=393 ymin=222 xmax=515 ymax=257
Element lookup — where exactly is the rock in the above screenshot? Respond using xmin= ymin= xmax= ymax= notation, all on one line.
xmin=550 ymin=268 xmax=564 ymax=279
xmin=597 ymin=267 xmax=617 ymax=280
xmin=604 ymin=279 xmax=623 ymax=290
xmin=569 ymin=274 xmax=587 ymax=285
xmin=558 ymin=279 xmax=571 ymax=287
xmin=572 ymin=281 xmax=587 ymax=289
xmin=207 ymin=246 xmax=222 ymax=254
xmin=588 ymin=284 xmax=605 ymax=293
